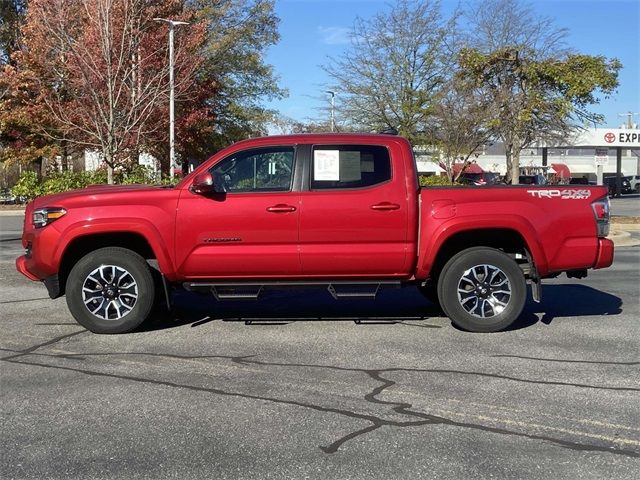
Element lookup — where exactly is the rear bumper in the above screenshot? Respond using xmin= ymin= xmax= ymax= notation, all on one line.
xmin=594 ymin=238 xmax=614 ymax=269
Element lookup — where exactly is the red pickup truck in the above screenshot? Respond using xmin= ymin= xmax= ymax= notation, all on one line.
xmin=16 ymin=134 xmax=613 ymax=333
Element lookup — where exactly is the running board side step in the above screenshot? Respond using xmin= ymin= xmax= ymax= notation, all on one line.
xmin=183 ymin=280 xmax=402 ymax=301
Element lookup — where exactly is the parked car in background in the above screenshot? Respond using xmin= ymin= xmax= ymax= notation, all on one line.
xmin=458 ymin=172 xmax=501 ymax=186
xmin=569 ymin=177 xmax=590 ymax=185
xmin=628 ymin=175 xmax=640 ymax=193
xmin=603 ymin=176 xmax=632 ymax=196
xmin=519 ymin=174 xmax=547 ymax=185
xmin=0 ymin=189 xmax=17 ymax=204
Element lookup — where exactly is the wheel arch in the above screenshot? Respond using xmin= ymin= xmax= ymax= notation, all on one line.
xmin=422 ymin=227 xmax=540 ymax=285
xmin=58 ymin=232 xmax=159 ymax=297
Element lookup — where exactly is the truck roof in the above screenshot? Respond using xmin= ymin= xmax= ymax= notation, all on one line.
xmin=231 ymin=133 xmax=408 ymax=147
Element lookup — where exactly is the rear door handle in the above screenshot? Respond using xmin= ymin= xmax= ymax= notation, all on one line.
xmin=266 ymin=204 xmax=297 ymax=213
xmin=370 ymin=202 xmax=400 ymax=211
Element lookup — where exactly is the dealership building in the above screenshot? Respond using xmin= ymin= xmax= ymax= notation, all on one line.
xmin=417 ymin=127 xmax=640 ymax=180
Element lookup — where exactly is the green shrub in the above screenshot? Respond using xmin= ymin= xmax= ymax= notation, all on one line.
xmin=119 ymin=165 xmax=159 ymax=185
xmin=11 ymin=171 xmax=42 ymax=202
xmin=39 ymin=171 xmax=94 ymax=196
xmin=419 ymin=174 xmax=455 ymax=186
xmin=10 ymin=167 xmax=172 ymax=202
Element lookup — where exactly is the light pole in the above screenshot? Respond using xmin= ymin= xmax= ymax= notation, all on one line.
xmin=154 ymin=18 xmax=189 ymax=180
xmin=617 ymin=112 xmax=639 ymax=129
xmin=326 ymin=90 xmax=335 ymax=132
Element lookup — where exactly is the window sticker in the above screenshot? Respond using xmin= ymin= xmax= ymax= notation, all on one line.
xmin=340 ymin=151 xmax=362 ymax=181
xmin=314 ymin=150 xmax=340 ymax=180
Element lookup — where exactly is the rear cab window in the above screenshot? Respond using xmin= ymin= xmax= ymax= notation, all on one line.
xmin=311 ymin=145 xmax=391 ymax=190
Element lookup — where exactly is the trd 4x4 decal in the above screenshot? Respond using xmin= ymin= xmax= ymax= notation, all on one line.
xmin=527 ymin=189 xmax=592 ymax=200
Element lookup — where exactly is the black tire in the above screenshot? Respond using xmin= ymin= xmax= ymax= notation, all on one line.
xmin=437 ymin=247 xmax=526 ymax=332
xmin=66 ymin=247 xmax=155 ymax=334
xmin=417 ymin=281 xmax=442 ymax=310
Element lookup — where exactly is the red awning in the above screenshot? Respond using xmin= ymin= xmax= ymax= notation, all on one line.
xmin=551 ymin=163 xmax=571 ymax=179
xmin=452 ymin=162 xmax=484 ymax=175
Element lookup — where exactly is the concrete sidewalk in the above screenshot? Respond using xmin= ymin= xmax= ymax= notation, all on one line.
xmin=0 ymin=208 xmax=25 ymax=216
xmin=609 ymin=222 xmax=640 ymax=247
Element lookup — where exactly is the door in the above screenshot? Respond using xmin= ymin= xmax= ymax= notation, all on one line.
xmin=175 ymin=146 xmax=301 ymax=278
xmin=299 ymin=144 xmax=411 ymax=276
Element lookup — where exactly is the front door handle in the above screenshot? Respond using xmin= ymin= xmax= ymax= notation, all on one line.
xmin=370 ymin=202 xmax=400 ymax=211
xmin=266 ymin=204 xmax=297 ymax=213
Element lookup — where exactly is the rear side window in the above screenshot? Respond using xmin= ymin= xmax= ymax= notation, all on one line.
xmin=311 ymin=145 xmax=391 ymax=190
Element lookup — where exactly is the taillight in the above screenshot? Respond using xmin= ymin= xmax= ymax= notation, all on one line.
xmin=591 ymin=196 xmax=610 ymax=237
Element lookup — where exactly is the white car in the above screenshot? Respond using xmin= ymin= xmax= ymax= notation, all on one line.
xmin=628 ymin=175 xmax=640 ymax=193
xmin=0 ymin=189 xmax=17 ymax=204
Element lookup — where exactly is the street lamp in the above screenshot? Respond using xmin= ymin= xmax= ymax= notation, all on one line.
xmin=154 ymin=18 xmax=189 ymax=180
xmin=326 ymin=90 xmax=335 ymax=132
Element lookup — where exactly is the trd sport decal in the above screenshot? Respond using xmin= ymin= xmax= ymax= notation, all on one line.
xmin=527 ymin=189 xmax=592 ymax=200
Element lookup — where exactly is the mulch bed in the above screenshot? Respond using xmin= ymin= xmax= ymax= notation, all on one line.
xmin=612 ymin=216 xmax=640 ymax=224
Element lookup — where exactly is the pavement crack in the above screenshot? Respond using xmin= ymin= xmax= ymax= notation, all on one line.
xmin=3 ymin=351 xmax=639 ymax=457
xmin=492 ymin=354 xmax=639 ymax=366
xmin=0 ymin=297 xmax=51 ymax=304
xmin=237 ymin=357 xmax=640 ymax=393
xmin=0 ymin=330 xmax=86 ymax=361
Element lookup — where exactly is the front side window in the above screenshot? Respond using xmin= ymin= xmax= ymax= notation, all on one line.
xmin=211 ymin=147 xmax=294 ymax=192
xmin=311 ymin=145 xmax=391 ymax=190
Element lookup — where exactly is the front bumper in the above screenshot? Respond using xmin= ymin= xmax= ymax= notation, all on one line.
xmin=16 ymin=256 xmax=62 ymax=298
xmin=16 ymin=255 xmax=39 ymax=281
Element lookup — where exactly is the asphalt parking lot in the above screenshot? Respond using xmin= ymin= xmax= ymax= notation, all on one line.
xmin=611 ymin=193 xmax=640 ymax=217
xmin=1 ymin=213 xmax=639 ymax=479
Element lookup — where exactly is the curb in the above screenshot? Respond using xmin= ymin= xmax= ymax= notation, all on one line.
xmin=0 ymin=209 xmax=25 ymax=217
xmin=608 ymin=226 xmax=640 ymax=247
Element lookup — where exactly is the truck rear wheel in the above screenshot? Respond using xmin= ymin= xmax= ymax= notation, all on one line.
xmin=66 ymin=247 xmax=155 ymax=334
xmin=437 ymin=247 xmax=526 ymax=332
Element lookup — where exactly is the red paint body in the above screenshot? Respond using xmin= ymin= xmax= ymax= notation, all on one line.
xmin=16 ymin=134 xmax=614 ymax=287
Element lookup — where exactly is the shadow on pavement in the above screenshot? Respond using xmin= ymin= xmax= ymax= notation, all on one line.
xmin=138 ymin=284 xmax=622 ymax=333
xmin=527 ymin=283 xmax=623 ymax=325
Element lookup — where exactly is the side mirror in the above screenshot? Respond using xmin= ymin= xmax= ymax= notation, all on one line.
xmin=191 ymin=172 xmax=226 ymax=194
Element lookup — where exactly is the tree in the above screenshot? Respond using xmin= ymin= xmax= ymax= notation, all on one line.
xmin=459 ymin=47 xmax=621 ymax=183
xmin=186 ymin=0 xmax=286 ymax=156
xmin=323 ymin=0 xmax=457 ymax=145
xmin=463 ymin=0 xmax=569 ymax=59
xmin=0 ymin=61 xmax=61 ymax=169
xmin=0 ymin=1 xmax=59 ymax=172
xmin=15 ymin=0 xmax=209 ymax=183
xmin=0 ymin=0 xmax=27 ymax=65
xmin=429 ymin=77 xmax=494 ymax=182
xmin=458 ymin=0 xmax=604 ymax=184
xmin=2 ymin=0 xmax=284 ymax=181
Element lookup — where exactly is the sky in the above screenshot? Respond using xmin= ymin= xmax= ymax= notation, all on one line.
xmin=264 ymin=0 xmax=640 ymax=129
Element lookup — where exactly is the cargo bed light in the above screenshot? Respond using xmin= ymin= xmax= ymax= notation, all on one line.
xmin=33 ymin=208 xmax=67 ymax=228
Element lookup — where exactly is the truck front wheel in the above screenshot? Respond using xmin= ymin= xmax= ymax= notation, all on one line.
xmin=66 ymin=247 xmax=155 ymax=334
xmin=437 ymin=247 xmax=526 ymax=332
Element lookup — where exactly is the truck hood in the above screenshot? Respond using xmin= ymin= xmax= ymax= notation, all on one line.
xmin=31 ymin=184 xmax=174 ymax=209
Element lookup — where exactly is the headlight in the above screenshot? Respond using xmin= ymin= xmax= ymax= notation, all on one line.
xmin=33 ymin=207 xmax=67 ymax=228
